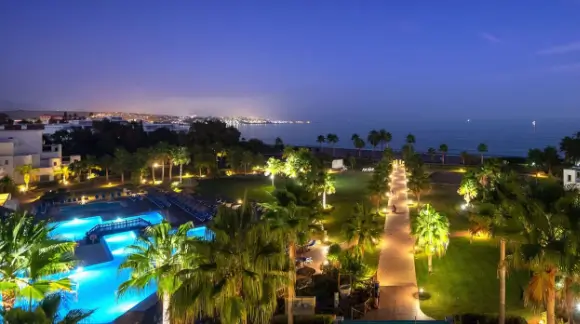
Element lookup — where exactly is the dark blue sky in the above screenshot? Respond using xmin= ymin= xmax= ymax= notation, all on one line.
xmin=1 ymin=1 xmax=580 ymax=120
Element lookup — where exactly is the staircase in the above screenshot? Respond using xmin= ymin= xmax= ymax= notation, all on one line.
xmin=85 ymin=218 xmax=152 ymax=243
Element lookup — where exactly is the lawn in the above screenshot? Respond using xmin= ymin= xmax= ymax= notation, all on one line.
xmin=415 ymin=237 xmax=531 ymax=319
xmin=195 ymin=175 xmax=279 ymax=202
xmin=415 ymin=183 xmax=469 ymax=231
xmin=416 ymin=182 xmax=531 ymax=320
xmin=195 ymin=171 xmax=373 ymax=241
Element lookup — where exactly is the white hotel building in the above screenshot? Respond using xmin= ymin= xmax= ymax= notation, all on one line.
xmin=563 ymin=167 xmax=580 ymax=191
xmin=0 ymin=124 xmax=80 ymax=184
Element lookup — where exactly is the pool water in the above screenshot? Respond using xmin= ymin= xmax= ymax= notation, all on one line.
xmin=50 ymin=212 xmax=165 ymax=241
xmin=40 ymin=213 xmax=207 ymax=323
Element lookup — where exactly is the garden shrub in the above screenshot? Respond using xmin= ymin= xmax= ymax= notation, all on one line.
xmin=271 ymin=314 xmax=335 ymax=324
xmin=457 ymin=313 xmax=527 ymax=324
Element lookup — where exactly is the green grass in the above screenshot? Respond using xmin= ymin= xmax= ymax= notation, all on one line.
xmin=419 ymin=183 xmax=469 ymax=231
xmin=415 ymin=237 xmax=531 ymax=319
xmin=323 ymin=171 xmax=373 ymax=241
xmin=195 ymin=176 xmax=281 ymax=202
xmin=195 ymin=172 xmax=373 ymax=242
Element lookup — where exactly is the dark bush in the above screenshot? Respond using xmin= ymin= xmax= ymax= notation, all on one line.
xmin=457 ymin=313 xmax=527 ymax=324
xmin=271 ymin=315 xmax=335 ymax=324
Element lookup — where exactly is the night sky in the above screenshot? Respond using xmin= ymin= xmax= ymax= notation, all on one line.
xmin=1 ymin=1 xmax=580 ymax=120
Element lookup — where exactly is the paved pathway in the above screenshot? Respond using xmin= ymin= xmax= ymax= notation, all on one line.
xmin=363 ymin=163 xmax=431 ymax=320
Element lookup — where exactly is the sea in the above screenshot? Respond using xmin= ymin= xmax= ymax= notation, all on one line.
xmin=237 ymin=118 xmax=580 ymax=157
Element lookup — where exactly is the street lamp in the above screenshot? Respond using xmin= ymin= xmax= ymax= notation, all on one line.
xmin=153 ymin=163 xmax=159 ymax=168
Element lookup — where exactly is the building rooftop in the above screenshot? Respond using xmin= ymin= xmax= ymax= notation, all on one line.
xmin=0 ymin=124 xmax=45 ymax=131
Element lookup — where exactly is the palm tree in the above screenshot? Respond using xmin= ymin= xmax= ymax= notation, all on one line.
xmin=378 ymin=129 xmax=391 ymax=150
xmin=406 ymin=133 xmax=416 ymax=145
xmin=113 ymin=147 xmax=131 ymax=184
xmin=82 ymin=155 xmax=102 ymax=180
xmin=384 ymin=130 xmax=393 ymax=148
xmin=460 ymin=151 xmax=469 ymax=165
xmin=327 ymin=244 xmax=343 ymax=290
xmin=172 ymin=203 xmax=290 ymax=324
xmin=351 ymin=134 xmax=366 ymax=157
xmin=439 ymin=144 xmax=448 ymax=164
xmin=99 ymin=154 xmax=114 ymax=182
xmin=53 ymin=165 xmax=71 ymax=184
xmin=260 ymin=202 xmax=321 ymax=322
xmin=457 ymin=176 xmax=478 ymax=205
xmin=118 ymin=221 xmax=193 ymax=324
xmin=316 ymin=135 xmax=325 ymax=151
xmin=1 ymin=293 xmax=95 ymax=323
xmin=367 ymin=130 xmax=380 ymax=157
xmin=412 ymin=204 xmax=449 ymax=273
xmin=16 ymin=164 xmax=36 ymax=191
xmin=241 ymin=150 xmax=254 ymax=174
xmin=0 ymin=211 xmax=77 ymax=311
xmin=311 ymin=171 xmax=336 ymax=209
xmin=274 ymin=137 xmax=284 ymax=150
xmin=342 ymin=203 xmax=382 ymax=256
xmin=326 ymin=133 xmax=339 ymax=157
xmin=172 ymin=147 xmax=191 ymax=183
xmin=407 ymin=166 xmax=431 ymax=204
xmin=427 ymin=147 xmax=436 ymax=162
xmin=154 ymin=142 xmax=171 ymax=182
xmin=167 ymin=145 xmax=177 ymax=181
xmin=265 ymin=157 xmax=284 ymax=186
xmin=477 ymin=143 xmax=488 ymax=164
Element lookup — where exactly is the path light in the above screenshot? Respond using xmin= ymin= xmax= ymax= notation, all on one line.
xmin=382 ymin=208 xmax=388 ymax=213
xmin=460 ymin=203 xmax=467 ymax=210
xmin=419 ymin=287 xmax=424 ymax=294
xmin=153 ymin=163 xmax=159 ymax=168
xmin=323 ymin=260 xmax=329 ymax=266
xmin=237 ymin=199 xmax=243 ymax=204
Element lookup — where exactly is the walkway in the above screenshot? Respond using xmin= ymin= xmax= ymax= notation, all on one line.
xmin=363 ymin=163 xmax=431 ymax=320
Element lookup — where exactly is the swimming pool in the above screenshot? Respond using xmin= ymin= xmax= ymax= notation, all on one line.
xmin=43 ymin=215 xmax=207 ymax=323
xmin=49 ymin=212 xmax=165 ymax=241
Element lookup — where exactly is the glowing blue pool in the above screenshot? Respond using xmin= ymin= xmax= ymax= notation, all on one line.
xmin=47 ymin=217 xmax=206 ymax=323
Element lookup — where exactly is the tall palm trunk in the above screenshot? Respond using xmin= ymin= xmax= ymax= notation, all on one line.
xmin=179 ymin=164 xmax=183 ymax=183
xmin=151 ymin=166 xmax=156 ymax=182
xmin=566 ymin=276 xmax=574 ymax=324
xmin=105 ymin=168 xmax=109 ymax=182
xmin=481 ymin=154 xmax=484 ymax=164
xmin=499 ymin=239 xmax=506 ymax=324
xmin=121 ymin=172 xmax=125 ymax=184
xmin=332 ymin=145 xmax=336 ymax=157
xmin=358 ymin=149 xmax=361 ymax=157
xmin=322 ymin=191 xmax=327 ymax=209
xmin=161 ymin=162 xmax=165 ymax=182
xmin=428 ymin=254 xmax=433 ymax=273
xmin=169 ymin=163 xmax=173 ymax=181
xmin=547 ymin=268 xmax=557 ymax=324
xmin=441 ymin=154 xmax=445 ymax=165
xmin=162 ymin=292 xmax=171 ymax=324
xmin=288 ymin=242 xmax=296 ymax=324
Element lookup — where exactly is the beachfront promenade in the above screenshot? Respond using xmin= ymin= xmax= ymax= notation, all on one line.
xmin=363 ymin=162 xmax=431 ymax=320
